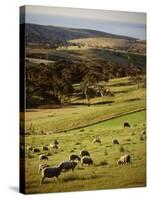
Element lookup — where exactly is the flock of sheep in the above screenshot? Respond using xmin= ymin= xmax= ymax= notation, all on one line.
xmin=39 ymin=149 xmax=94 ymax=184
xmin=27 ymin=132 xmax=131 ymax=184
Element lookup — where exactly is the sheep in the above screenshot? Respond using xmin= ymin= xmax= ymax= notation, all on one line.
xmin=53 ymin=140 xmax=59 ymax=145
xmin=81 ymin=156 xmax=93 ymax=166
xmin=59 ymin=160 xmax=78 ymax=171
xmin=32 ymin=148 xmax=40 ymax=153
xmin=41 ymin=165 xmax=63 ymax=184
xmin=117 ymin=154 xmax=131 ymax=165
xmin=124 ymin=122 xmax=130 ymax=128
xmin=39 ymin=154 xmax=48 ymax=161
xmin=69 ymin=154 xmax=81 ymax=162
xmin=42 ymin=146 xmax=49 ymax=151
xmin=50 ymin=143 xmax=58 ymax=150
xmin=93 ymin=138 xmax=101 ymax=144
xmin=80 ymin=150 xmax=90 ymax=157
xmin=38 ymin=164 xmax=50 ymax=174
xmin=26 ymin=146 xmax=33 ymax=151
xmin=112 ymin=139 xmax=119 ymax=145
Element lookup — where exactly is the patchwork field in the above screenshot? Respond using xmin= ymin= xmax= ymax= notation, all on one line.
xmin=26 ymin=47 xmax=146 ymax=66
xmin=23 ymin=77 xmax=146 ymax=194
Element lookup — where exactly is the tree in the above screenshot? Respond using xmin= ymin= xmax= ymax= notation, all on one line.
xmin=130 ymin=75 xmax=146 ymax=89
xmin=51 ymin=59 xmax=74 ymax=104
xmin=81 ymin=61 xmax=109 ymax=106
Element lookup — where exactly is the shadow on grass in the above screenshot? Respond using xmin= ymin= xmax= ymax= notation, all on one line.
xmin=113 ymin=90 xmax=128 ymax=94
xmin=71 ymin=101 xmax=114 ymax=106
xmin=125 ymin=98 xmax=141 ymax=102
xmin=25 ymin=100 xmax=115 ymax=110
xmin=109 ymin=82 xmax=134 ymax=87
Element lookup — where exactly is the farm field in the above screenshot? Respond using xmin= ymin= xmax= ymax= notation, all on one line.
xmin=26 ymin=47 xmax=146 ymax=66
xmin=24 ymin=77 xmax=146 ymax=133
xmin=23 ymin=77 xmax=146 ymax=194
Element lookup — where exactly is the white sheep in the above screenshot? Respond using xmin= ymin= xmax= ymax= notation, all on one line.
xmin=50 ymin=143 xmax=58 ymax=150
xmin=69 ymin=154 xmax=81 ymax=161
xmin=80 ymin=150 xmax=90 ymax=157
xmin=81 ymin=156 xmax=93 ymax=166
xmin=26 ymin=146 xmax=33 ymax=151
xmin=117 ymin=154 xmax=131 ymax=165
xmin=93 ymin=138 xmax=101 ymax=144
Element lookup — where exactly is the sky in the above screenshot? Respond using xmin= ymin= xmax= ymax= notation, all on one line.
xmin=21 ymin=5 xmax=146 ymax=39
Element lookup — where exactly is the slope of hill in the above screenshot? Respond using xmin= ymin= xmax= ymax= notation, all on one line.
xmin=24 ymin=23 xmax=135 ymax=43
xmin=69 ymin=37 xmax=146 ymax=53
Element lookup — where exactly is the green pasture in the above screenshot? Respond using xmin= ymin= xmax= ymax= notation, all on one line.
xmin=23 ymin=77 xmax=146 ymax=194
xmin=24 ymin=77 xmax=146 ymax=134
xmin=24 ymin=110 xmax=146 ymax=194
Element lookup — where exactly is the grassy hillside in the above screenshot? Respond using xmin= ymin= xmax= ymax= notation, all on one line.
xmin=26 ymin=48 xmax=146 ymax=66
xmin=24 ymin=77 xmax=146 ymax=134
xmin=69 ymin=37 xmax=146 ymax=53
xmin=24 ymin=110 xmax=146 ymax=194
xmin=24 ymin=23 xmax=134 ymax=43
xmin=23 ymin=77 xmax=146 ymax=194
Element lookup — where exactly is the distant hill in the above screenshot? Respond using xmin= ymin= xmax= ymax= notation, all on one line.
xmin=69 ymin=37 xmax=146 ymax=53
xmin=23 ymin=23 xmax=135 ymax=43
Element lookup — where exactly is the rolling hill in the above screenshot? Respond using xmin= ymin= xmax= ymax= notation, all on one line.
xmin=24 ymin=23 xmax=135 ymax=43
xmin=69 ymin=37 xmax=146 ymax=53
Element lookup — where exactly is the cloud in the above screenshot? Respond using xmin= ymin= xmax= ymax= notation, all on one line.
xmin=25 ymin=5 xmax=146 ymax=25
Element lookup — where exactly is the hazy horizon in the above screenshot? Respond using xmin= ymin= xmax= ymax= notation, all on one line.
xmin=21 ymin=5 xmax=146 ymax=40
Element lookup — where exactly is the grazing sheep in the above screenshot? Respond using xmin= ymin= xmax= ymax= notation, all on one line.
xmin=80 ymin=150 xmax=90 ymax=157
xmin=124 ymin=122 xmax=130 ymax=128
xmin=42 ymin=146 xmax=49 ymax=151
xmin=117 ymin=154 xmax=131 ymax=165
xmin=69 ymin=154 xmax=81 ymax=161
xmin=32 ymin=148 xmax=40 ymax=153
xmin=41 ymin=165 xmax=63 ymax=184
xmin=112 ymin=139 xmax=119 ymax=145
xmin=59 ymin=160 xmax=78 ymax=171
xmin=38 ymin=164 xmax=49 ymax=174
xmin=27 ymin=146 xmax=33 ymax=151
xmin=39 ymin=154 xmax=48 ymax=161
xmin=93 ymin=138 xmax=101 ymax=144
xmin=50 ymin=143 xmax=58 ymax=150
xmin=81 ymin=156 xmax=93 ymax=166
xmin=53 ymin=140 xmax=59 ymax=145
